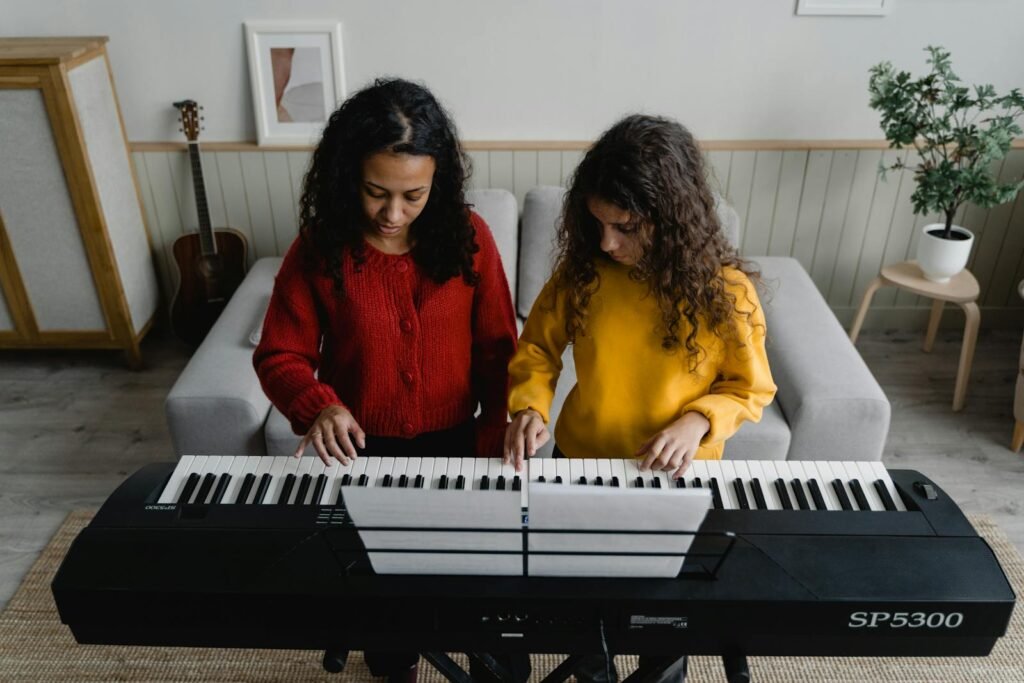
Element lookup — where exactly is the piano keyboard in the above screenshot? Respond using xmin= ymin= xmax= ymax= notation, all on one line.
xmin=157 ymin=456 xmax=907 ymax=513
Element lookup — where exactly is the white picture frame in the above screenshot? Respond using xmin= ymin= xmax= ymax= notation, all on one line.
xmin=796 ymin=0 xmax=892 ymax=15
xmin=244 ymin=21 xmax=345 ymax=147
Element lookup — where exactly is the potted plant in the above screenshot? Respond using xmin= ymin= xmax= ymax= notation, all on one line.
xmin=868 ymin=46 xmax=1024 ymax=282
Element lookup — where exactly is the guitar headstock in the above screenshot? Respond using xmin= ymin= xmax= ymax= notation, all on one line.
xmin=173 ymin=99 xmax=204 ymax=142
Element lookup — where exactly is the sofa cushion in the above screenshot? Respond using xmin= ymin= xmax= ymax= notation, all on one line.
xmin=265 ymin=404 xmax=303 ymax=457
xmin=466 ymin=188 xmax=519 ymax=299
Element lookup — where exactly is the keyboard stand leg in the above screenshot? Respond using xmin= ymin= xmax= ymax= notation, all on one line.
xmin=723 ymin=654 xmax=750 ymax=683
xmin=622 ymin=655 xmax=687 ymax=683
xmin=422 ymin=651 xmax=473 ymax=683
xmin=467 ymin=652 xmax=517 ymax=682
xmin=321 ymin=648 xmax=349 ymax=673
xmin=538 ymin=654 xmax=587 ymax=683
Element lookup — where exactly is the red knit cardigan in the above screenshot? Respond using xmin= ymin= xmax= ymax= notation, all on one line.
xmin=253 ymin=212 xmax=518 ymax=457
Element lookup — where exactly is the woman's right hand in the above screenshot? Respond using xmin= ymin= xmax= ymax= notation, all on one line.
xmin=295 ymin=404 xmax=366 ymax=466
xmin=504 ymin=408 xmax=550 ymax=471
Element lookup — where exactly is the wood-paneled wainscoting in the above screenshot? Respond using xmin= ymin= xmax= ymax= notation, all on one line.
xmin=129 ymin=141 xmax=1024 ymax=332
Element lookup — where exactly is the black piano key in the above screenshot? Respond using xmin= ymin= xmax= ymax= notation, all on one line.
xmin=553 ymin=476 xmax=563 ymax=484
xmin=455 ymin=475 xmax=466 ymax=490
xmin=675 ymin=477 xmax=685 ymax=488
xmin=594 ymin=476 xmax=604 ymax=486
xmin=651 ymin=476 xmax=661 ymax=488
xmin=336 ymin=485 xmax=346 ymax=505
xmin=294 ymin=474 xmax=312 ymax=504
xmin=512 ymin=476 xmax=522 ymax=491
xmin=578 ymin=476 xmax=587 ymax=485
xmin=195 ymin=473 xmax=217 ymax=504
xmin=210 ymin=473 xmax=231 ymax=504
xmin=341 ymin=473 xmax=353 ymax=486
xmin=234 ymin=473 xmax=256 ymax=504
xmin=382 ymin=474 xmax=393 ymax=488
xmin=750 ymin=478 xmax=767 ymax=509
xmin=357 ymin=474 xmax=369 ymax=487
xmin=480 ymin=475 xmax=489 ymax=490
xmin=312 ymin=474 xmax=328 ymax=503
xmin=732 ymin=478 xmax=750 ymax=510
xmin=177 ymin=473 xmax=201 ymax=504
xmin=831 ymin=479 xmax=853 ymax=511
xmin=610 ymin=476 xmax=619 ymax=487
xmin=874 ymin=479 xmax=898 ymax=511
xmin=849 ymin=479 xmax=870 ymax=511
xmin=253 ymin=473 xmax=272 ymax=503
xmin=692 ymin=477 xmax=702 ymax=488
xmin=634 ymin=476 xmax=645 ymax=488
xmin=536 ymin=476 xmax=546 ymax=483
xmin=774 ymin=478 xmax=793 ymax=510
xmin=708 ymin=478 xmax=723 ymax=509
xmin=496 ymin=475 xmax=507 ymax=490
xmin=414 ymin=474 xmax=424 ymax=488
xmin=807 ymin=479 xmax=826 ymax=510
xmin=398 ymin=474 xmax=409 ymax=488
xmin=277 ymin=473 xmax=296 ymax=504
xmin=791 ymin=478 xmax=810 ymax=510
xmin=438 ymin=474 xmax=449 ymax=490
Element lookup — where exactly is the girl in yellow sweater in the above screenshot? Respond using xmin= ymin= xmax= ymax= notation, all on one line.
xmin=504 ymin=115 xmax=777 ymax=476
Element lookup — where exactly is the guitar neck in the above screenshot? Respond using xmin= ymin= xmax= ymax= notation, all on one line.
xmin=186 ymin=142 xmax=217 ymax=256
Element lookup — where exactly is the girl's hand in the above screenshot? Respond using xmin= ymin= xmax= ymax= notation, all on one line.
xmin=635 ymin=412 xmax=711 ymax=479
xmin=504 ymin=408 xmax=550 ymax=472
xmin=296 ymin=404 xmax=366 ymax=466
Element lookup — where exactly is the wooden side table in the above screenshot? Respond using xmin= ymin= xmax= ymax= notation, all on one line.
xmin=849 ymin=260 xmax=980 ymax=412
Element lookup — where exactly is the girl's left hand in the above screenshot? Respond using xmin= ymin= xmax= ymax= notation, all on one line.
xmin=635 ymin=412 xmax=711 ymax=479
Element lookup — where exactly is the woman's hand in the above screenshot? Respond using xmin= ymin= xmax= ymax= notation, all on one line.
xmin=504 ymin=408 xmax=550 ymax=472
xmin=296 ymin=404 xmax=366 ymax=466
xmin=635 ymin=411 xmax=711 ymax=479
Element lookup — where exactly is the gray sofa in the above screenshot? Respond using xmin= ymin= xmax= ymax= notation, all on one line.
xmin=166 ymin=187 xmax=890 ymax=462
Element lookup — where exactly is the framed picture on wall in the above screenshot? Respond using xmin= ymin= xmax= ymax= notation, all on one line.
xmin=796 ymin=0 xmax=892 ymax=15
xmin=244 ymin=21 xmax=345 ymax=146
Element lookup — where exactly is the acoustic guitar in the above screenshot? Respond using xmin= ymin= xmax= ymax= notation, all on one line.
xmin=170 ymin=100 xmax=248 ymax=347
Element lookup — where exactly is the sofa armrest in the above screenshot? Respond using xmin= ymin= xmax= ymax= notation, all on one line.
xmin=754 ymin=257 xmax=890 ymax=461
xmin=164 ymin=258 xmax=282 ymax=456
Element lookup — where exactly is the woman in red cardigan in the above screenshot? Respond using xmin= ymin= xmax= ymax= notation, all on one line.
xmin=253 ymin=78 xmax=522 ymax=683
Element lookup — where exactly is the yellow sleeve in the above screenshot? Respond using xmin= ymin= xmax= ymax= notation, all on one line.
xmin=683 ymin=273 xmax=777 ymax=446
xmin=507 ymin=277 xmax=570 ymax=424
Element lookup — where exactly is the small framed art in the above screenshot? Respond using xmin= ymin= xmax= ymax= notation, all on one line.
xmin=244 ymin=20 xmax=346 ymax=146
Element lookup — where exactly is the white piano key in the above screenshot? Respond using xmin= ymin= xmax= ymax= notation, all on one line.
xmin=218 ymin=456 xmax=248 ymax=504
xmin=842 ymin=461 xmax=877 ymax=511
xmin=731 ymin=461 xmax=756 ymax=509
xmin=541 ymin=459 xmax=558 ymax=483
xmin=715 ymin=461 xmax=738 ymax=509
xmin=769 ymin=461 xmax=797 ymax=509
xmin=374 ymin=457 xmax=396 ymax=487
xmin=181 ymin=456 xmax=209 ymax=504
xmin=651 ymin=468 xmax=671 ymax=490
xmin=392 ymin=457 xmax=409 ymax=488
xmin=596 ymin=459 xmax=612 ymax=485
xmin=569 ymin=459 xmax=585 ymax=484
xmin=278 ymin=456 xmax=305 ymax=503
xmin=403 ymin=457 xmax=420 ymax=488
xmin=812 ymin=461 xmax=842 ymax=511
xmin=869 ymin=461 xmax=907 ymax=511
xmin=689 ymin=459 xmax=710 ymax=488
xmin=458 ymin=458 xmax=477 ymax=489
xmin=487 ymin=458 xmax=504 ymax=486
xmin=322 ymin=458 xmax=352 ymax=504
xmin=303 ymin=460 xmax=325 ymax=505
xmin=621 ymin=459 xmax=643 ymax=488
xmin=583 ymin=459 xmax=599 ymax=485
xmin=261 ymin=456 xmax=292 ymax=504
xmin=749 ymin=461 xmax=780 ymax=510
xmin=551 ymin=458 xmax=569 ymax=484
xmin=244 ymin=456 xmax=275 ymax=504
xmin=158 ymin=455 xmax=195 ymax=503
xmin=428 ymin=457 xmax=448 ymax=489
xmin=610 ymin=459 xmax=627 ymax=487
xmin=416 ymin=457 xmax=435 ymax=489
xmin=361 ymin=457 xmax=383 ymax=487
xmin=785 ymin=461 xmax=815 ymax=510
xmin=292 ymin=457 xmax=315 ymax=504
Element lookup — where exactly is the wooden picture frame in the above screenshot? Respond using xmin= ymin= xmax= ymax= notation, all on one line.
xmin=244 ymin=21 xmax=345 ymax=147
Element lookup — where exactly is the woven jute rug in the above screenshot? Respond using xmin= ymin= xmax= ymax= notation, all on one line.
xmin=0 ymin=511 xmax=1020 ymax=682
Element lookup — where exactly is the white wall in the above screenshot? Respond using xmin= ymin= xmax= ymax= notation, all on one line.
xmin=6 ymin=0 xmax=1024 ymax=142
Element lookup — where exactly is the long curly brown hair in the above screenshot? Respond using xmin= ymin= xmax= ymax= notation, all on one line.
xmin=552 ymin=114 xmax=760 ymax=365
xmin=298 ymin=78 xmax=479 ymax=294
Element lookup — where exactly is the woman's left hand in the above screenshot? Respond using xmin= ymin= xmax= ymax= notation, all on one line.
xmin=635 ymin=412 xmax=711 ymax=479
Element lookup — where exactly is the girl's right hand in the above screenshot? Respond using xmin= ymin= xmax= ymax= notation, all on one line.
xmin=504 ymin=408 xmax=550 ymax=471
xmin=296 ymin=404 xmax=366 ymax=466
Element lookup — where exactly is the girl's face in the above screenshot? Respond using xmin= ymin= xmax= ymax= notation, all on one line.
xmin=586 ymin=195 xmax=644 ymax=266
xmin=360 ymin=151 xmax=436 ymax=253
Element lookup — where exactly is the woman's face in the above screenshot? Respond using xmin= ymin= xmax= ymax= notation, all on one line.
xmin=360 ymin=151 xmax=436 ymax=253
xmin=586 ymin=195 xmax=644 ymax=266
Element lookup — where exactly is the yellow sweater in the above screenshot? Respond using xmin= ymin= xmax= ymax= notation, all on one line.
xmin=508 ymin=262 xmax=777 ymax=460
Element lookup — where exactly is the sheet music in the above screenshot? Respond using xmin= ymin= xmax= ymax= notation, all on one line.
xmin=341 ymin=488 xmax=523 ymax=575
xmin=527 ymin=484 xmax=712 ymax=577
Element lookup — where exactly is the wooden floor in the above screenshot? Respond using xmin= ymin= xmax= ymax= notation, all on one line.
xmin=1 ymin=328 xmax=1023 ymax=611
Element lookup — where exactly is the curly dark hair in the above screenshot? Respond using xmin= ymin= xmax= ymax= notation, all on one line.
xmin=298 ymin=77 xmax=479 ymax=293
xmin=553 ymin=114 xmax=761 ymax=364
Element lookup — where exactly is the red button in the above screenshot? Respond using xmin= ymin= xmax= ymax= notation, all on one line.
xmin=395 ymin=261 xmax=409 ymax=273
xmin=401 ymin=422 xmax=415 ymax=435
xmin=401 ymin=371 xmax=414 ymax=384
xmin=400 ymin=320 xmax=412 ymax=332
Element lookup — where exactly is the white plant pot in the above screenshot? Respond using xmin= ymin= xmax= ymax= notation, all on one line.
xmin=915 ymin=223 xmax=974 ymax=283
